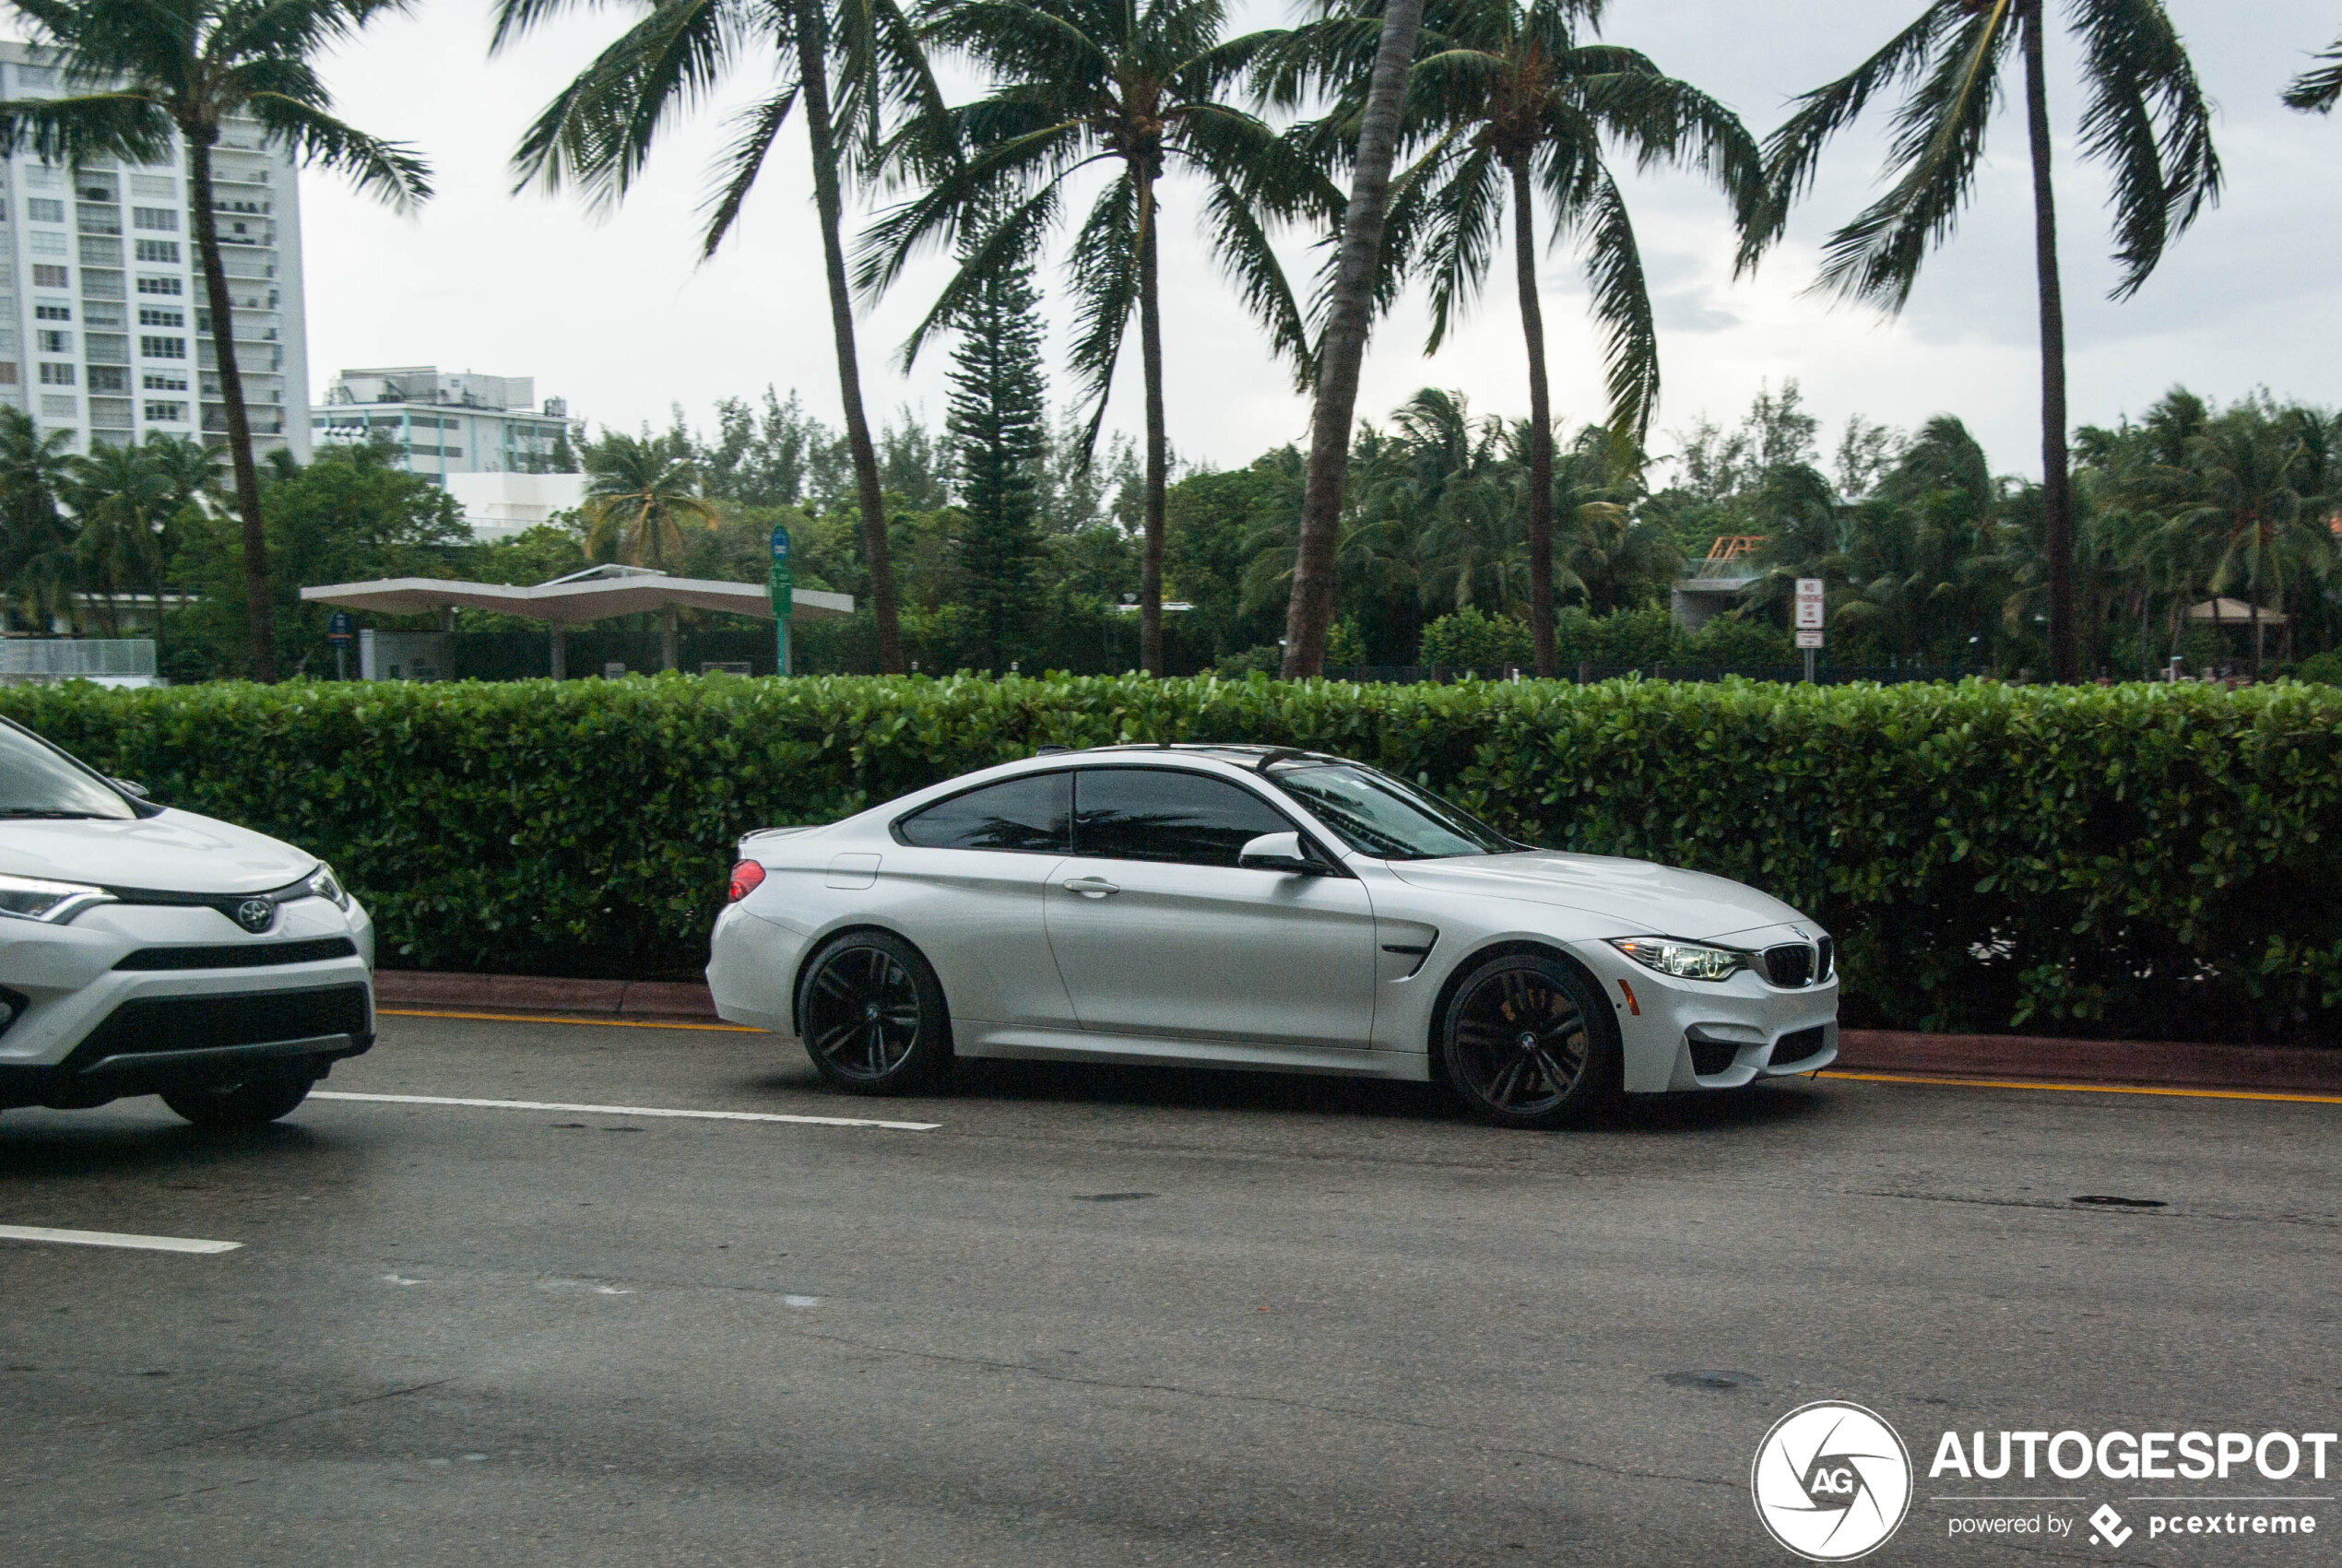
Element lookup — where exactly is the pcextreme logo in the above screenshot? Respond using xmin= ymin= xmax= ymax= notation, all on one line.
xmin=1752 ymin=1401 xmax=1915 ymax=1562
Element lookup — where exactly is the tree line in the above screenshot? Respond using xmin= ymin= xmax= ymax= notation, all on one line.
xmin=1 ymin=0 xmax=2336 ymax=684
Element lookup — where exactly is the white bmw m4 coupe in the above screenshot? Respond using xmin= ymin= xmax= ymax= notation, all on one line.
xmin=707 ymin=745 xmax=1838 ymax=1128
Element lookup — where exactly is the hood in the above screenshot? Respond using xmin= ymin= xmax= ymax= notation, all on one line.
xmin=0 ymin=807 xmax=319 ymax=895
xmin=1383 ymin=850 xmax=1808 ymax=940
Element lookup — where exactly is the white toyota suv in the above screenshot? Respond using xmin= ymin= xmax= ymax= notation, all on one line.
xmin=0 ymin=715 xmax=375 ymax=1127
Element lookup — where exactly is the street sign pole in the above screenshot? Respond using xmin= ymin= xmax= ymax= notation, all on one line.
xmin=1793 ymin=579 xmax=1825 ymax=685
xmin=769 ymin=525 xmax=794 ymax=678
xmin=325 ymin=610 xmax=356 ymax=681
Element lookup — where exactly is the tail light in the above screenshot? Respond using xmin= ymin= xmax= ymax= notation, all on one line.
xmin=727 ymin=860 xmax=766 ymax=902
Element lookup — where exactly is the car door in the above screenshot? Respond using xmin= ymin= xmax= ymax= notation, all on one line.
xmin=1042 ymin=766 xmax=1377 ymax=1050
xmin=887 ymin=772 xmax=1077 ymax=1028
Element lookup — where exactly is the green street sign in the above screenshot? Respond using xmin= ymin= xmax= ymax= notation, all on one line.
xmin=769 ymin=526 xmax=793 ymax=619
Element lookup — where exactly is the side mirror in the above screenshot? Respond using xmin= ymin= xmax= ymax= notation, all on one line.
xmin=112 ymin=778 xmax=148 ymax=798
xmin=1239 ymin=831 xmax=1319 ymax=876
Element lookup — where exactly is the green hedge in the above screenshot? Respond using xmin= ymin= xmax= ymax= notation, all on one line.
xmin=6 ymin=674 xmax=2340 ymax=1042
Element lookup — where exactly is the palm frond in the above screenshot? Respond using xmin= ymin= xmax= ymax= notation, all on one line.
xmin=2069 ymin=0 xmax=2220 ymax=299
xmin=698 ymin=86 xmax=797 ymax=257
xmin=0 ymin=91 xmax=173 ymax=166
xmin=1199 ymin=172 xmax=1310 ymax=384
xmin=1743 ymin=1 xmax=1959 ymax=271
xmin=246 ymin=94 xmax=432 ymax=210
xmin=1411 ymin=138 xmax=1501 ymax=352
xmin=1814 ymin=0 xmax=2013 ymax=310
xmin=2284 ymin=35 xmax=2342 ymax=112
xmin=508 ymin=0 xmax=746 ymax=210
xmin=1062 ymin=170 xmax=1142 ymax=460
xmin=1573 ymin=162 xmax=1659 ymax=447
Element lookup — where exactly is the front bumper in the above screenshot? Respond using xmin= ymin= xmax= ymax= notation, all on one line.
xmin=1570 ymin=928 xmax=1839 ymax=1094
xmin=0 ymin=896 xmax=377 ymax=1110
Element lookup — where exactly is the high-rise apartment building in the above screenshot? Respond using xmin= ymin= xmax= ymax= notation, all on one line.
xmin=0 ymin=42 xmax=309 ymax=460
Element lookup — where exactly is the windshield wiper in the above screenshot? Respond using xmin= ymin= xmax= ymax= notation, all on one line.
xmin=0 ymin=808 xmax=113 ymax=819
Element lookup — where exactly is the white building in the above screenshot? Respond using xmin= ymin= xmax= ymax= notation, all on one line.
xmin=0 ymin=42 xmax=309 ymax=460
xmin=314 ymin=365 xmax=576 ymax=477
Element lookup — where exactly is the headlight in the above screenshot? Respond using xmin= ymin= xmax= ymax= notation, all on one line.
xmin=0 ymin=873 xmax=116 ymax=924
xmin=303 ymin=863 xmax=351 ymax=911
xmin=1609 ymin=937 xmax=1747 ymax=983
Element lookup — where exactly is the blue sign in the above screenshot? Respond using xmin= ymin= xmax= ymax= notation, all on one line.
xmin=326 ymin=610 xmax=355 ymax=646
xmin=770 ymin=525 xmax=792 ymax=563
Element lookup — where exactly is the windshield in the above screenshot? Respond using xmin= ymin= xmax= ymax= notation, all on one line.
xmin=1268 ymin=762 xmax=1513 ymax=860
xmin=0 ymin=721 xmax=137 ymax=819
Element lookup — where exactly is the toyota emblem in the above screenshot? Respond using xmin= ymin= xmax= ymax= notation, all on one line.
xmin=234 ymin=898 xmax=276 ymax=934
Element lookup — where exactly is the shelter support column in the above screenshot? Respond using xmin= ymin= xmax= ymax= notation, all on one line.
xmin=661 ymin=607 xmax=679 ymax=672
xmin=550 ymin=625 xmax=566 ymax=681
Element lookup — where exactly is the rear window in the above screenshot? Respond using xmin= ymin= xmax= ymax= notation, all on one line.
xmin=895 ymin=772 xmax=1070 ymax=853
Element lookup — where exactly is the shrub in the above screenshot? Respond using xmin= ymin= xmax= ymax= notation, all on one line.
xmin=1418 ymin=607 xmax=1531 ymax=669
xmin=6 ymin=675 xmax=2340 ymax=1042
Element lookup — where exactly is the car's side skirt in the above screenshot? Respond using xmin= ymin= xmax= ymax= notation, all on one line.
xmin=956 ymin=1023 xmax=1433 ymax=1081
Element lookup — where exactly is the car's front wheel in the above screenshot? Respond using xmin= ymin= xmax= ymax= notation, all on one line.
xmin=796 ymin=931 xmax=953 ymax=1095
xmin=162 ymin=1067 xmax=319 ymax=1130
xmin=1437 ymin=950 xmax=1618 ymax=1129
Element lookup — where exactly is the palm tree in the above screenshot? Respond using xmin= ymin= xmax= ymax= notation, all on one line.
xmin=2285 ymin=33 xmax=2342 ymax=112
xmin=1745 ymin=0 xmax=2219 ymax=683
xmin=66 ymin=437 xmax=189 ymax=637
xmin=1285 ymin=0 xmax=1760 ymax=677
xmin=582 ymin=433 xmax=720 ymax=671
xmin=1368 ymin=389 xmax=1528 ymax=614
xmin=857 ymin=0 xmax=1336 ymax=675
xmin=0 ymin=0 xmax=432 ymax=682
xmin=495 ymin=0 xmax=944 ymax=676
xmin=0 ymin=407 xmax=79 ymax=635
xmin=2181 ymin=417 xmax=2336 ymax=678
xmin=1272 ymin=0 xmax=1426 ymax=677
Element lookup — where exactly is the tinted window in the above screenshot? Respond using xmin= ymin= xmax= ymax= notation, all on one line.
xmin=897 ymin=772 xmax=1070 ymax=852
xmin=1073 ymin=769 xmax=1293 ymax=868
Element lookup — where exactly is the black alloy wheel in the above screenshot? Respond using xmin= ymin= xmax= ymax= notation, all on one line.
xmin=1438 ymin=952 xmax=1617 ymax=1128
xmin=797 ymin=931 xmax=952 ymax=1095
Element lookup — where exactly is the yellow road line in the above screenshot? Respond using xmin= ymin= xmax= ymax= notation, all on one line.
xmin=1819 ymin=1069 xmax=2342 ymax=1107
xmin=379 ymin=1007 xmax=759 ymax=1034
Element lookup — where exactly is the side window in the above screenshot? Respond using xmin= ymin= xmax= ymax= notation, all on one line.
xmin=1073 ymin=769 xmax=1293 ymax=868
xmin=896 ymin=772 xmax=1070 ymax=853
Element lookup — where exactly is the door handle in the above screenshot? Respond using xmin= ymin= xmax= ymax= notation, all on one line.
xmin=1063 ymin=877 xmax=1120 ymax=898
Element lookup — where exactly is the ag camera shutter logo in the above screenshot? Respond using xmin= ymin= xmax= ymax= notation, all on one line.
xmin=1752 ymin=1401 xmax=1913 ymax=1561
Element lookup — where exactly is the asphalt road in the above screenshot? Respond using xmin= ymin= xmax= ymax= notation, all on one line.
xmin=2 ymin=1010 xmax=2336 ymax=1567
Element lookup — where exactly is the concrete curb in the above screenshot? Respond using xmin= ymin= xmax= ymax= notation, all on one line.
xmin=372 ymin=971 xmax=2342 ymax=1093
xmin=1831 ymin=1029 xmax=2342 ymax=1095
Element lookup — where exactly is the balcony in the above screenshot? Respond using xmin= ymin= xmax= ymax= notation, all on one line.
xmin=76 ymin=212 xmax=121 ymax=235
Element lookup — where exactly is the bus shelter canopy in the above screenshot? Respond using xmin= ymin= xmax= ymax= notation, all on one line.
xmin=299 ymin=564 xmax=851 ymax=625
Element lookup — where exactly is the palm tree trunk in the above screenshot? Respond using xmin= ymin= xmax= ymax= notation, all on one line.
xmin=1280 ymin=0 xmax=1426 ymax=678
xmin=1509 ymin=160 xmax=1556 ymax=678
xmin=1135 ymin=164 xmax=1167 ymax=678
xmin=187 ymin=129 xmax=275 ymax=683
xmin=794 ymin=0 xmax=902 ymax=675
xmin=2020 ymin=0 xmax=2076 ymax=683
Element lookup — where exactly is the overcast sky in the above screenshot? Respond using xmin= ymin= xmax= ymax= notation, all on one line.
xmin=292 ymin=0 xmax=2342 ymax=481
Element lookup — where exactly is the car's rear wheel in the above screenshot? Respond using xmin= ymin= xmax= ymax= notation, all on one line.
xmin=797 ymin=931 xmax=952 ymax=1095
xmin=1437 ymin=951 xmax=1618 ymax=1129
xmin=161 ymin=1067 xmax=319 ymax=1129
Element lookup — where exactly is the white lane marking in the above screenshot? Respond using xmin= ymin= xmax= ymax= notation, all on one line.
xmin=0 ymin=1224 xmax=241 ymax=1255
xmin=312 ymin=1091 xmax=939 ymax=1132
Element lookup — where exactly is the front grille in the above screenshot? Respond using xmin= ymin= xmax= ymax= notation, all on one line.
xmin=1686 ymin=1035 xmax=1740 ymax=1075
xmin=1762 ymin=943 xmax=1815 ymax=987
xmin=64 ymin=984 xmax=371 ymax=1068
xmin=1771 ymin=1025 xmax=1828 ymax=1067
xmin=114 ymin=937 xmax=358 ymax=972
